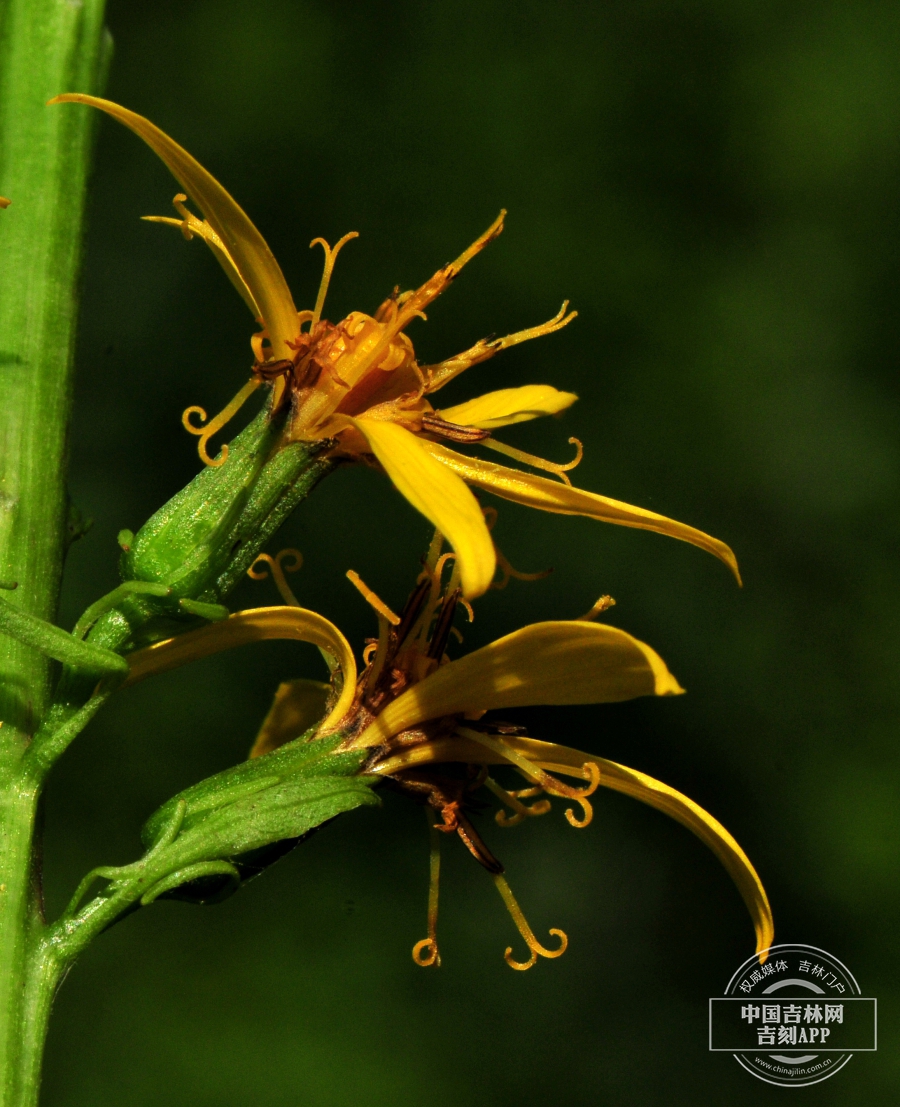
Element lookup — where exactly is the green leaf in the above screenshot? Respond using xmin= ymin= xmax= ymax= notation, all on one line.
xmin=0 ymin=595 xmax=127 ymax=676
xmin=138 ymin=733 xmax=379 ymax=881
xmin=162 ymin=773 xmax=379 ymax=867
xmin=140 ymin=861 xmax=241 ymax=906
xmin=141 ymin=730 xmax=363 ymax=847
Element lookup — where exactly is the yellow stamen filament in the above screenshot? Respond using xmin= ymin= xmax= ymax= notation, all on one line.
xmin=144 ymin=195 xmax=261 ymax=318
xmin=492 ymin=548 xmax=552 ymax=591
xmin=346 ymin=570 xmax=400 ymax=626
xmin=431 ymin=551 xmax=456 ymax=591
xmin=459 ymin=598 xmax=475 ymax=623
xmin=405 ymin=360 xmax=429 ymax=404
xmin=146 ymin=204 xmax=205 ymax=243
xmin=424 ymin=302 xmax=578 ymax=393
xmin=375 ymin=292 xmax=400 ymax=325
xmin=369 ymin=734 xmax=773 ymax=959
xmin=423 ymin=528 xmax=445 ymax=574
xmin=406 ymin=550 xmax=457 ymax=654
xmin=182 ymin=378 xmax=262 ymax=466
xmin=457 ymin=728 xmax=599 ymax=828
xmin=421 ymin=553 xmax=463 ymax=662
xmin=449 ymin=210 xmax=506 ymax=272
xmin=411 ymin=940 xmax=439 ymax=967
xmin=364 ymin=211 xmax=505 ymax=382
xmin=248 ymin=549 xmax=304 ymax=606
xmin=248 ymin=551 xmax=338 ymax=676
xmin=445 ymin=552 xmax=463 ymax=596
xmin=492 ymin=873 xmax=567 ymax=971
xmin=250 ymin=328 xmax=287 ymax=409
xmin=482 ymin=436 xmax=583 ymax=487
xmin=387 ymin=212 xmax=507 ymax=342
xmin=412 ymin=810 xmax=442 ymax=968
xmin=298 ymin=214 xmax=509 ymax=432
xmin=576 ymin=594 xmax=616 ymax=621
xmin=309 ymin=231 xmax=359 ymax=331
xmin=250 ymin=330 xmax=270 ymax=363
xmin=366 ymin=611 xmax=393 ymax=690
xmin=561 ymin=783 xmax=596 ymax=828
xmin=483 ymin=509 xmax=552 ymax=592
xmin=484 ymin=776 xmax=552 ymax=827
xmin=494 ymin=300 xmax=577 ymax=351
xmin=345 ymin=569 xmax=400 ymax=690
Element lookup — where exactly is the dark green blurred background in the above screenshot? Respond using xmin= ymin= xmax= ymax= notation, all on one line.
xmin=41 ymin=1 xmax=897 ymax=1103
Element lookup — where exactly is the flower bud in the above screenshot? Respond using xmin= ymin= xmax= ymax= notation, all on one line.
xmin=126 ymin=408 xmax=330 ymax=598
xmin=82 ymin=407 xmax=333 ymax=656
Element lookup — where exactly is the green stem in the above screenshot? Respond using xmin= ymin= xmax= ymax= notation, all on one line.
xmin=0 ymin=782 xmax=41 ymax=1107
xmin=11 ymin=923 xmax=59 ymax=1107
xmin=0 ymin=8 xmax=341 ymax=1101
xmin=0 ymin=1 xmax=109 ymax=1104
xmin=6 ymin=740 xmax=378 ymax=1106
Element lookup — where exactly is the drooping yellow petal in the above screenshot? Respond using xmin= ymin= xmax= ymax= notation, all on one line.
xmin=514 ymin=737 xmax=773 ymax=958
xmin=438 ymin=385 xmax=578 ymax=430
xmin=353 ymin=620 xmax=682 ymax=748
xmin=248 ymin=678 xmax=331 ymax=759
xmin=50 ymin=95 xmax=299 ymax=358
xmin=421 ymin=441 xmax=741 ymax=584
xmin=349 ymin=417 xmax=496 ymax=599
xmin=126 ymin=606 xmax=356 ymax=733
xmin=370 ymin=733 xmax=772 ymax=959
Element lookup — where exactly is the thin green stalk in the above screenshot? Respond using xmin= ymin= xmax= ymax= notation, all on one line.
xmin=10 ymin=915 xmax=60 ymax=1107
xmin=0 ymin=2 xmax=109 ymax=1104
xmin=0 ymin=785 xmax=40 ymax=1107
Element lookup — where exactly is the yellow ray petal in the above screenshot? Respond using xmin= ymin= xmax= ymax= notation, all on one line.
xmin=349 ymin=416 xmax=496 ymax=599
xmin=438 ymin=385 xmax=578 ymax=430
xmin=353 ymin=620 xmax=682 ymax=748
xmin=126 ymin=606 xmax=356 ymax=733
xmin=370 ymin=733 xmax=772 ymax=959
xmin=50 ymin=95 xmax=299 ymax=357
xmin=421 ymin=441 xmax=741 ymax=584
xmin=249 ymin=678 xmax=331 ymax=758
xmin=513 ymin=737 xmax=773 ymax=958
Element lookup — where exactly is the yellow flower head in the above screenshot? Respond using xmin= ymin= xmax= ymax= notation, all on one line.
xmin=127 ymin=534 xmax=773 ymax=971
xmin=52 ymin=95 xmax=740 ymax=600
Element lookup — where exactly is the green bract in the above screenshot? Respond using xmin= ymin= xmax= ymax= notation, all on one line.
xmin=60 ymin=734 xmax=377 ymax=919
xmin=37 ymin=407 xmax=334 ymax=755
xmin=141 ymin=731 xmax=372 ymax=857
